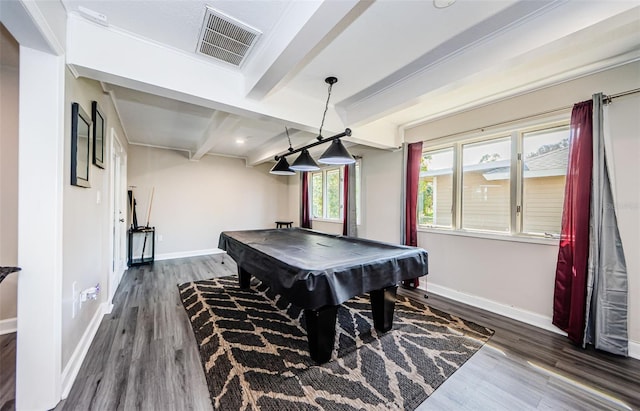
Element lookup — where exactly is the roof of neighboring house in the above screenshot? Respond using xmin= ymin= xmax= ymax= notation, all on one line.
xmin=420 ymin=146 xmax=569 ymax=180
xmin=525 ymin=146 xmax=569 ymax=171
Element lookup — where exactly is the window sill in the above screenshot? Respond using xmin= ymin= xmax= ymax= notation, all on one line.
xmin=311 ymin=218 xmax=343 ymax=224
xmin=417 ymin=227 xmax=559 ymax=246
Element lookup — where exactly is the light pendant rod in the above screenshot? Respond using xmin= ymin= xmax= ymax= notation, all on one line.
xmin=317 ymin=76 xmax=337 ymax=140
xmin=275 ymin=128 xmax=351 ymax=161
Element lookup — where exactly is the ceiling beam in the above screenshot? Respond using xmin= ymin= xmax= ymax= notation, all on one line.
xmin=336 ymin=1 xmax=639 ymax=127
xmin=65 ymin=15 xmax=328 ymax=133
xmin=244 ymin=0 xmax=369 ymax=100
xmin=245 ymin=129 xmax=311 ymax=167
xmin=190 ymin=112 xmax=239 ymax=161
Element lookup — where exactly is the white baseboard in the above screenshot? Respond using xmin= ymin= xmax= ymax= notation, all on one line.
xmin=155 ymin=248 xmax=224 ymax=261
xmin=629 ymin=341 xmax=640 ymax=360
xmin=427 ymin=283 xmax=640 ymax=360
xmin=61 ymin=302 xmax=108 ymax=399
xmin=427 ymin=283 xmax=567 ymax=336
xmin=0 ymin=317 xmax=17 ymax=335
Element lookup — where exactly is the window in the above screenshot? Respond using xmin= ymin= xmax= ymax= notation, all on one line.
xmin=417 ymin=122 xmax=569 ymax=238
xmin=462 ymin=137 xmax=511 ymax=232
xmin=311 ymin=167 xmax=342 ymax=220
xmin=521 ymin=125 xmax=569 ymax=235
xmin=310 ymin=162 xmax=361 ymax=222
xmin=311 ymin=172 xmax=324 ymax=218
xmin=326 ymin=168 xmax=341 ymax=219
xmin=418 ymin=148 xmax=453 ymax=227
xmin=355 ymin=162 xmax=361 ymax=225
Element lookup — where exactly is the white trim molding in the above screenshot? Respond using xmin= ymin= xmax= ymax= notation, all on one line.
xmin=61 ymin=302 xmax=109 ymax=399
xmin=0 ymin=317 xmax=17 ymax=335
xmin=155 ymin=248 xmax=224 ymax=261
xmin=427 ymin=282 xmax=640 ymax=360
xmin=629 ymin=341 xmax=640 ymax=361
xmin=427 ymin=282 xmax=565 ymax=335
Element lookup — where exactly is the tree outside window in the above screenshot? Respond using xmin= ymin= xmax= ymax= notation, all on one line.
xmin=418 ymin=148 xmax=453 ymax=228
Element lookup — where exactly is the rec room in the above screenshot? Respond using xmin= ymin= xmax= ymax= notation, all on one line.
xmin=1 ymin=1 xmax=638 ymax=410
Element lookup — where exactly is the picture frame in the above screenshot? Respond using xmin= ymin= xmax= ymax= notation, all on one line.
xmin=91 ymin=101 xmax=106 ymax=169
xmin=71 ymin=102 xmax=92 ymax=188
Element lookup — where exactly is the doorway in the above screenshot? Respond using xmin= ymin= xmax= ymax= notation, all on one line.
xmin=108 ymin=129 xmax=127 ymax=307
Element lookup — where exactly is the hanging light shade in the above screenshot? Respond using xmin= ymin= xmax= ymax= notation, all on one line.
xmin=289 ymin=149 xmax=320 ymax=171
xmin=318 ymin=139 xmax=356 ymax=165
xmin=270 ymin=156 xmax=295 ymax=175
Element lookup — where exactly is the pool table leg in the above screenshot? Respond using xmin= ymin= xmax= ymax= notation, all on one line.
xmin=304 ymin=305 xmax=338 ymax=364
xmin=370 ymin=285 xmax=398 ymax=333
xmin=238 ymin=266 xmax=251 ymax=289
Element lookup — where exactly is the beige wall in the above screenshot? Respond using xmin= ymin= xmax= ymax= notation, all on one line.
xmin=405 ymin=62 xmax=640 ymax=144
xmin=127 ymin=145 xmax=291 ymax=257
xmin=406 ymin=61 xmax=639 ymax=346
xmin=354 ymin=147 xmax=403 ymax=243
xmin=0 ymin=27 xmax=19 ymax=323
xmin=285 ymin=146 xmax=404 ymax=243
xmin=61 ymin=70 xmax=129 ymax=367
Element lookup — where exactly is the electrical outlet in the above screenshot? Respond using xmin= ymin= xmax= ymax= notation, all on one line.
xmin=81 ymin=283 xmax=101 ymax=302
xmin=158 ymin=234 xmax=163 ymax=242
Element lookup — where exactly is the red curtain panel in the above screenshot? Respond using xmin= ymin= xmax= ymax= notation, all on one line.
xmin=552 ymin=100 xmax=593 ymax=344
xmin=301 ymin=172 xmax=311 ymax=229
xmin=403 ymin=141 xmax=423 ymax=288
xmin=343 ymin=165 xmax=349 ymax=236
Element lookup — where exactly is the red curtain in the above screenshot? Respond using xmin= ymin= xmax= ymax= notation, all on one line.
xmin=552 ymin=100 xmax=593 ymax=344
xmin=403 ymin=141 xmax=423 ymax=288
xmin=301 ymin=172 xmax=311 ymax=229
xmin=343 ymin=165 xmax=349 ymax=236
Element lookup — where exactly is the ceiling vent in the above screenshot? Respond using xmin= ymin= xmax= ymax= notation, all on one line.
xmin=196 ymin=7 xmax=261 ymax=67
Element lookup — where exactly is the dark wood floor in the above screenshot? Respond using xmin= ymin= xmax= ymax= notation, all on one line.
xmin=0 ymin=333 xmax=15 ymax=411
xmin=1 ymin=255 xmax=638 ymax=410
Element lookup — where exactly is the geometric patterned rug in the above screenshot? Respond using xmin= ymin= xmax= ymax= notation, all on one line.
xmin=178 ymin=276 xmax=493 ymax=410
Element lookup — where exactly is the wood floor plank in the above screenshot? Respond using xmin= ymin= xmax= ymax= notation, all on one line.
xmin=1 ymin=254 xmax=637 ymax=410
xmin=0 ymin=333 xmax=16 ymax=411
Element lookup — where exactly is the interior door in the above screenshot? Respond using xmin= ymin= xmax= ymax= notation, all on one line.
xmin=109 ymin=131 xmax=126 ymax=303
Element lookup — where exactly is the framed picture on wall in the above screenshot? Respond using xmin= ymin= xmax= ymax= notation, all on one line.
xmin=91 ymin=101 xmax=106 ymax=169
xmin=71 ymin=102 xmax=91 ymax=188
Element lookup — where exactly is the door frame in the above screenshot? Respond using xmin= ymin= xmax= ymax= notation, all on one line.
xmin=108 ymin=128 xmax=127 ymax=310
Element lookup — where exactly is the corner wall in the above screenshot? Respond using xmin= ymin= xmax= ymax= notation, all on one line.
xmin=405 ymin=61 xmax=640 ymax=352
xmin=284 ymin=147 xmax=403 ymax=243
xmin=127 ymin=145 xmax=291 ymax=258
xmin=0 ymin=27 xmax=19 ymax=327
xmin=61 ymin=69 xmax=129 ymax=370
xmin=354 ymin=147 xmax=403 ymax=243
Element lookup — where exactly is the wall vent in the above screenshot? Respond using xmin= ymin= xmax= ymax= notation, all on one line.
xmin=196 ymin=7 xmax=261 ymax=67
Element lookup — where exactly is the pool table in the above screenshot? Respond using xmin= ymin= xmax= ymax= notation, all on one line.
xmin=218 ymin=228 xmax=428 ymax=363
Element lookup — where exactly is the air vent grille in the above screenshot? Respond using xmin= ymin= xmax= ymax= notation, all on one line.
xmin=197 ymin=8 xmax=261 ymax=67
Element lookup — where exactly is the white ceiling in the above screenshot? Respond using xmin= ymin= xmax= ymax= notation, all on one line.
xmin=58 ymin=0 xmax=640 ymax=165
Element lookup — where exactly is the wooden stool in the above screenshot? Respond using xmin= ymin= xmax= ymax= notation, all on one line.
xmin=275 ymin=221 xmax=293 ymax=228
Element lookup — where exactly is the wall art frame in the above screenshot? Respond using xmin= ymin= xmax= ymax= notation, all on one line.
xmin=91 ymin=101 xmax=106 ymax=169
xmin=71 ymin=102 xmax=92 ymax=188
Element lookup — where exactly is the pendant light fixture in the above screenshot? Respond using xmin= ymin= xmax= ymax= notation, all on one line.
xmin=289 ymin=149 xmax=320 ymax=171
xmin=270 ymin=156 xmax=295 ymax=175
xmin=316 ymin=77 xmax=355 ymax=165
xmin=318 ymin=138 xmax=355 ymax=165
xmin=270 ymin=76 xmax=354 ymax=175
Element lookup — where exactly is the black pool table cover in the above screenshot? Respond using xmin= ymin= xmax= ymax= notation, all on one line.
xmin=218 ymin=228 xmax=428 ymax=310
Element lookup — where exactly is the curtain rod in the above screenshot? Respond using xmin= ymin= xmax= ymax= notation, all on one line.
xmin=421 ymin=105 xmax=573 ymax=144
xmin=604 ymin=88 xmax=640 ymax=104
xmin=420 ymin=87 xmax=640 ymax=145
